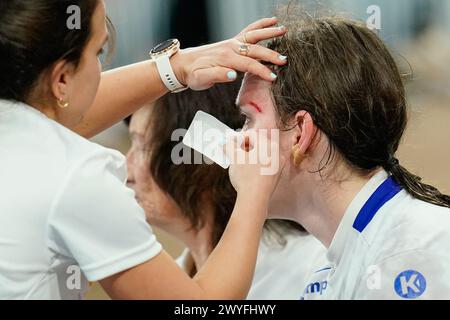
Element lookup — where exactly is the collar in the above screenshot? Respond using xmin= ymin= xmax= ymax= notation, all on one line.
xmin=0 ymin=99 xmax=47 ymax=118
xmin=327 ymin=170 xmax=401 ymax=266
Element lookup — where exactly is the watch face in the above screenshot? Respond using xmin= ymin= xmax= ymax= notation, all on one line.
xmin=151 ymin=39 xmax=177 ymax=54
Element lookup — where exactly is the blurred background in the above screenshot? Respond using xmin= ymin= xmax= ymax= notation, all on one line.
xmin=87 ymin=0 xmax=450 ymax=299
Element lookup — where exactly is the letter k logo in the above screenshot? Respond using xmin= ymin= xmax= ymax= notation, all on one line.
xmin=400 ymin=273 xmax=419 ymax=294
xmin=395 ymin=270 xmax=427 ymax=299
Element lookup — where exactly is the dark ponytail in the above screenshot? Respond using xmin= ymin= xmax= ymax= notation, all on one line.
xmin=383 ymin=159 xmax=450 ymax=208
xmin=269 ymin=12 xmax=450 ymax=209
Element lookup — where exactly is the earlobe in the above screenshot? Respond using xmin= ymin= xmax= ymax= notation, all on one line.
xmin=56 ymin=97 xmax=70 ymax=109
xmin=296 ymin=111 xmax=316 ymax=154
xmin=291 ymin=144 xmax=306 ymax=167
xmin=50 ymin=60 xmax=72 ymax=102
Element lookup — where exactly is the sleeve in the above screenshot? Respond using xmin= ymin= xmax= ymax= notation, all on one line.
xmin=354 ymin=249 xmax=450 ymax=300
xmin=46 ymin=150 xmax=162 ymax=282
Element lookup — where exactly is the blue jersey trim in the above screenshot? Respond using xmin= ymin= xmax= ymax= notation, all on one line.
xmin=353 ymin=176 xmax=402 ymax=233
xmin=314 ymin=267 xmax=332 ymax=273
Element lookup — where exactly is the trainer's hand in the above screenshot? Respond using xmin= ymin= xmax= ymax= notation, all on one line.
xmin=171 ymin=17 xmax=287 ymax=91
xmin=225 ymin=130 xmax=286 ymax=205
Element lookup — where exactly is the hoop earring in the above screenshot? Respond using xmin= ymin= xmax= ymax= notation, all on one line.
xmin=57 ymin=97 xmax=69 ymax=109
xmin=292 ymin=145 xmax=306 ymax=167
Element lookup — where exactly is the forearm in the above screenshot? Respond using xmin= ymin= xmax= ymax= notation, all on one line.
xmin=74 ymin=60 xmax=168 ymax=138
xmin=72 ymin=19 xmax=286 ymax=138
xmin=193 ymin=194 xmax=268 ymax=299
xmin=99 ymin=195 xmax=268 ymax=300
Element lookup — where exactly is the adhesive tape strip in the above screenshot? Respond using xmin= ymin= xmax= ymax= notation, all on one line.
xmin=183 ymin=111 xmax=236 ymax=169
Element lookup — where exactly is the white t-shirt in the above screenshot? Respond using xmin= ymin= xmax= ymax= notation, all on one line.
xmin=177 ymin=231 xmax=327 ymax=300
xmin=0 ymin=100 xmax=162 ymax=300
xmin=301 ymin=170 xmax=450 ymax=300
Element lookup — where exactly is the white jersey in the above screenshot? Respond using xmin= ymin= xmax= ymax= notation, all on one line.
xmin=177 ymin=231 xmax=327 ymax=300
xmin=0 ymin=100 xmax=162 ymax=299
xmin=302 ymin=170 xmax=450 ymax=300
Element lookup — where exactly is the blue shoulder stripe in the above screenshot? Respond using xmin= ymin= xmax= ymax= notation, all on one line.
xmin=353 ymin=176 xmax=402 ymax=233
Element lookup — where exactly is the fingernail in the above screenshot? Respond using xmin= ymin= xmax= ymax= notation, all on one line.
xmin=279 ymin=55 xmax=287 ymax=61
xmin=270 ymin=72 xmax=277 ymax=79
xmin=227 ymin=71 xmax=237 ymax=80
xmin=278 ymin=25 xmax=286 ymax=31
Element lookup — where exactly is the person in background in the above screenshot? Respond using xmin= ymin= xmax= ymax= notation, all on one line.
xmin=126 ymin=81 xmax=327 ymax=300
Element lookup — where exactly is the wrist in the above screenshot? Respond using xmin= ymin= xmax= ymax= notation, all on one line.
xmin=149 ymin=39 xmax=188 ymax=93
xmin=170 ymin=50 xmax=188 ymax=88
xmin=235 ymin=192 xmax=270 ymax=216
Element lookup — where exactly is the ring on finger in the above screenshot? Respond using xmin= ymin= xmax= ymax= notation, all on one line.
xmin=238 ymin=44 xmax=251 ymax=56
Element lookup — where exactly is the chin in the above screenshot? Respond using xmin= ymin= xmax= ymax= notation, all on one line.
xmin=266 ymin=211 xmax=281 ymax=220
xmin=146 ymin=214 xmax=169 ymax=229
xmin=267 ymin=200 xmax=298 ymax=221
xmin=267 ymin=200 xmax=285 ymax=219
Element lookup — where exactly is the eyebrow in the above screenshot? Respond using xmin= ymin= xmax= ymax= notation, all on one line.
xmin=248 ymin=101 xmax=263 ymax=113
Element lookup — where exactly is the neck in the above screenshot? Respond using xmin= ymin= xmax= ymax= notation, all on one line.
xmin=175 ymin=211 xmax=215 ymax=275
xmin=290 ymin=164 xmax=380 ymax=248
xmin=26 ymin=92 xmax=58 ymax=121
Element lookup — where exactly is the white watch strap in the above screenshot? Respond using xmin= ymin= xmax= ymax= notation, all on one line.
xmin=154 ymin=55 xmax=187 ymax=93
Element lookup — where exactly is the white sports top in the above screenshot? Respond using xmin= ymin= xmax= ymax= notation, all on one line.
xmin=0 ymin=100 xmax=162 ymax=299
xmin=301 ymin=170 xmax=450 ymax=300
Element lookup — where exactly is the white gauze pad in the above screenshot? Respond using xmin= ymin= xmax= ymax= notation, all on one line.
xmin=183 ymin=111 xmax=236 ymax=169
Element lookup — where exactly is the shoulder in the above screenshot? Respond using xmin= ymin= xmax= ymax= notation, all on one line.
xmin=0 ymin=102 xmax=128 ymax=219
xmin=355 ymin=246 xmax=450 ymax=299
xmin=50 ymin=122 xmax=125 ymax=176
xmin=41 ymin=115 xmax=127 ymax=184
xmin=363 ymin=191 xmax=450 ymax=267
xmin=3 ymin=102 xmax=125 ymax=177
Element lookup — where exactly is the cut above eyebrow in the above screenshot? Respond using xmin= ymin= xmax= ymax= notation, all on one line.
xmin=249 ymin=101 xmax=263 ymax=113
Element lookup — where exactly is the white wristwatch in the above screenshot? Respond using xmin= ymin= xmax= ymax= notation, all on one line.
xmin=149 ymin=39 xmax=188 ymax=93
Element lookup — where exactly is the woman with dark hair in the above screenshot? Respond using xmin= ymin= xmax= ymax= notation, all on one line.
xmin=236 ymin=13 xmax=450 ymax=299
xmin=126 ymin=81 xmax=326 ymax=300
xmin=0 ymin=0 xmax=287 ymax=299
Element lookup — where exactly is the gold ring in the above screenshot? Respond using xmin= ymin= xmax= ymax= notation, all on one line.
xmin=238 ymin=44 xmax=251 ymax=56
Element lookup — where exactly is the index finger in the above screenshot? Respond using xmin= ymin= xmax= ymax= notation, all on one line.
xmin=239 ymin=17 xmax=279 ymax=35
xmin=227 ymin=55 xmax=277 ymax=82
xmin=243 ymin=27 xmax=287 ymax=45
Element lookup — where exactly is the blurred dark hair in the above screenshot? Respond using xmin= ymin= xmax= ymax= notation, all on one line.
xmin=0 ymin=0 xmax=115 ymax=102
xmin=268 ymin=10 xmax=449 ymax=208
xmin=143 ymin=78 xmax=305 ymax=247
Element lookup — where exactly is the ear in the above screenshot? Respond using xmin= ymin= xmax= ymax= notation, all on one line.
xmin=291 ymin=110 xmax=316 ymax=154
xmin=49 ymin=60 xmax=76 ymax=102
